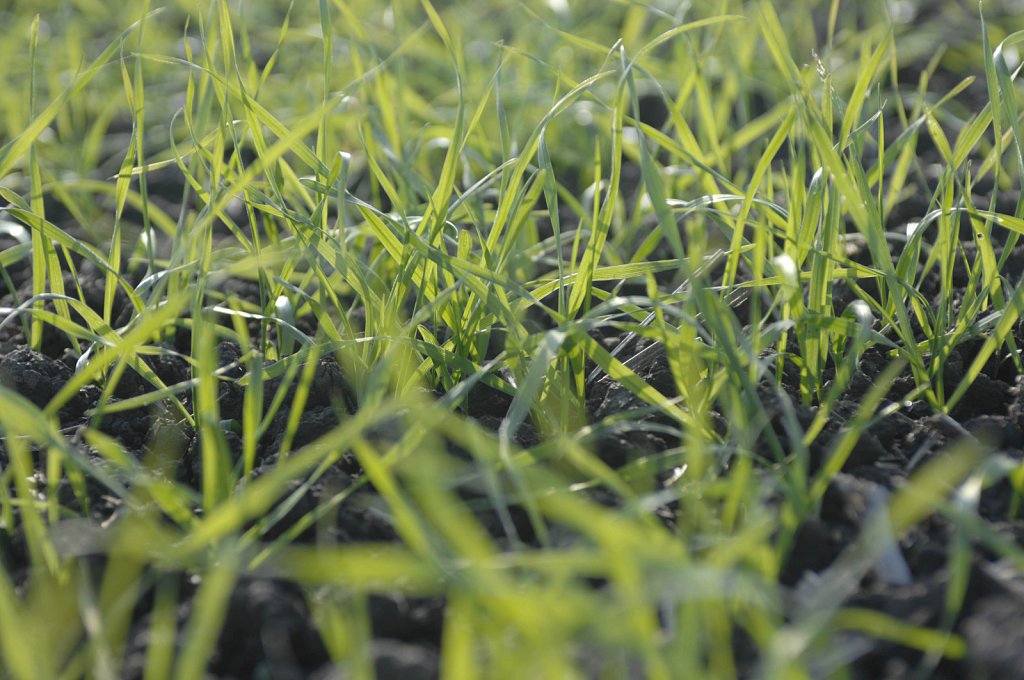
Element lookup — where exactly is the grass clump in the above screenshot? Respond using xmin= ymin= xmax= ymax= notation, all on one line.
xmin=1 ymin=0 xmax=1024 ymax=677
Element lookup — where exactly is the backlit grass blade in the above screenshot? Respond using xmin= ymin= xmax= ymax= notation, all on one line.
xmin=0 ymin=190 xmax=142 ymax=310
xmin=484 ymin=68 xmax=615 ymax=255
xmin=266 ymin=544 xmax=443 ymax=594
xmin=171 ymin=551 xmax=238 ymax=680
xmin=721 ymin=106 xmax=795 ymax=290
xmin=834 ymin=609 xmax=965 ymax=659
xmin=838 ymin=33 xmax=891 ymax=151
xmin=0 ymin=12 xmax=161 ymax=180
xmin=0 ymin=566 xmax=46 ymax=680
xmin=142 ymin=577 xmax=179 ymax=680
xmin=568 ymin=60 xmax=624 ymax=318
xmin=625 ymin=70 xmax=684 ymax=265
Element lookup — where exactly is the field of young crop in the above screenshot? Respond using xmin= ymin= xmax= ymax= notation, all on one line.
xmin=2 ymin=0 xmax=1024 ymax=677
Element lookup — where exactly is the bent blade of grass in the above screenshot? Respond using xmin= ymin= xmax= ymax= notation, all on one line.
xmin=0 ymin=294 xmax=107 ymax=346
xmin=626 ymin=15 xmax=744 ymax=68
